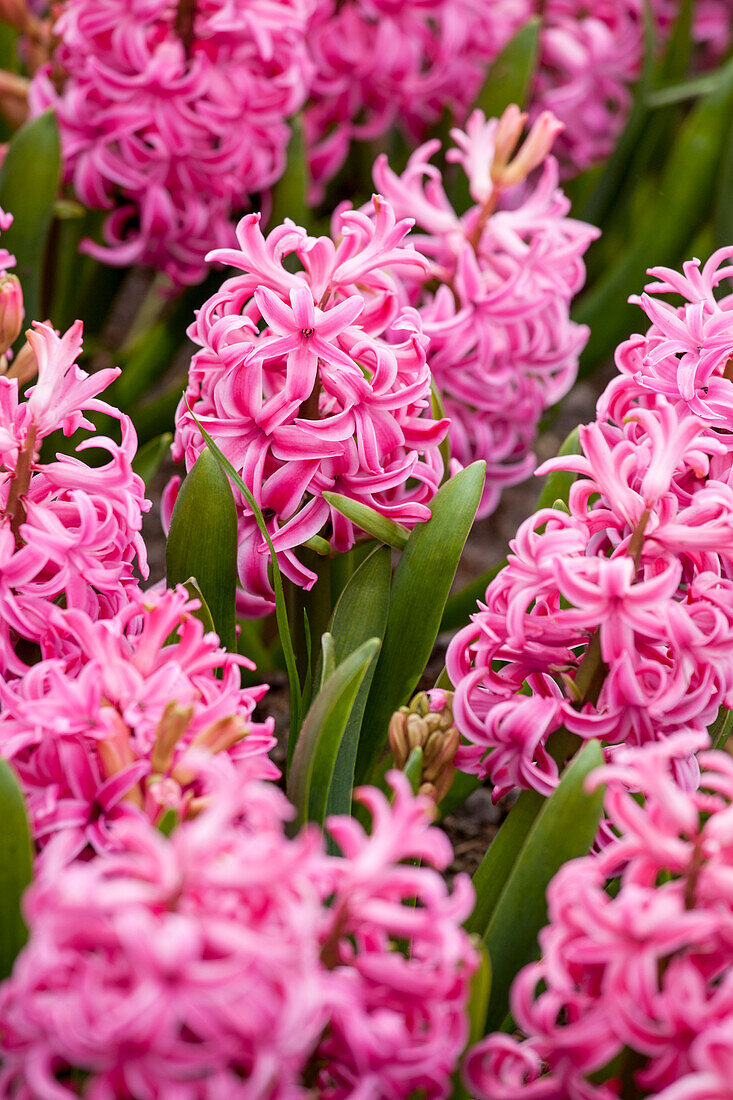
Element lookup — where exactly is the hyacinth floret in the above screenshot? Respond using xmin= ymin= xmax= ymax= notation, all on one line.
xmin=0 ymin=766 xmax=476 ymax=1099
xmin=373 ymin=105 xmax=598 ymax=517
xmin=0 ymin=585 xmax=277 ymax=858
xmin=447 ymin=249 xmax=733 ymax=799
xmin=0 ymin=302 xmax=149 ymax=676
xmin=173 ymin=197 xmax=447 ymax=615
xmin=30 ymin=0 xmax=314 ymax=287
xmin=465 ymin=734 xmax=733 ymax=1099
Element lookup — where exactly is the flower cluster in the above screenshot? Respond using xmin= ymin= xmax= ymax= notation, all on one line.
xmin=173 ymin=198 xmax=447 ymax=616
xmin=0 ymin=766 xmax=476 ymax=1100
xmin=304 ymin=0 xmax=528 ymax=198
xmin=374 ymin=106 xmax=598 ymax=517
xmin=465 ymin=735 xmax=733 ymax=1100
xmin=447 ymin=248 xmax=733 ymax=799
xmin=0 ymin=585 xmax=277 ymax=859
xmin=29 ymin=0 xmax=314 ymax=286
xmin=0 ymin=312 xmax=149 ymax=677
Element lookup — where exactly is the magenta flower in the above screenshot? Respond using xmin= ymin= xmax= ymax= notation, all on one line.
xmin=447 ymin=251 xmax=733 ymax=799
xmin=318 ymin=772 xmax=477 ymax=1099
xmin=0 ymin=585 xmax=277 ymax=859
xmin=173 ymin=199 xmax=447 ymax=615
xmin=304 ymin=0 xmax=530 ymax=197
xmin=30 ymin=0 xmax=313 ymax=287
xmin=373 ymin=106 xmax=597 ymax=517
xmin=0 ymin=316 xmax=149 ymax=675
xmin=465 ymin=735 xmax=733 ymax=1100
xmin=0 ymin=768 xmax=476 ymax=1100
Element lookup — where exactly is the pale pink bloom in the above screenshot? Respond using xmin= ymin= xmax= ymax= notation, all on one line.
xmin=174 ymin=200 xmax=446 ymax=615
xmin=373 ymin=109 xmax=597 ymax=517
xmin=465 ymin=737 xmax=733 ymax=1100
xmin=0 ymin=586 xmax=277 ymax=858
xmin=0 ymin=318 xmax=149 ymax=675
xmin=30 ymin=0 xmax=314 ymax=287
xmin=0 ymin=767 xmax=476 ymax=1100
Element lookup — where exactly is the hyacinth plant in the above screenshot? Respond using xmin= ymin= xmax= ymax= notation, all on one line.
xmin=0 ymin=2 xmax=730 ymax=1099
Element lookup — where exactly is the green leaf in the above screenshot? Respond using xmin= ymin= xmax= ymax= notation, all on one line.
xmin=475 ymin=17 xmax=540 ymax=118
xmin=165 ymin=448 xmax=238 ymax=653
xmin=356 ymin=462 xmax=485 ymax=784
xmin=320 ymin=631 xmax=337 ymax=690
xmin=466 ymin=789 xmax=545 ymax=938
xmin=0 ymin=110 xmax=60 ymax=325
xmin=452 ymin=942 xmax=492 ymax=1100
xmin=157 ymin=808 xmax=179 ymax=837
xmin=438 ymin=768 xmax=481 ymax=818
xmin=325 ymin=546 xmax=392 ymax=818
xmin=534 ymin=427 xmax=582 ymax=512
xmin=287 ymin=637 xmax=381 ymax=830
xmin=403 ymin=746 xmax=424 ymax=794
xmin=483 ymin=741 xmax=605 ymax=1033
xmin=646 ymin=70 xmax=728 ymax=109
xmin=709 ymin=705 xmax=733 ymax=751
xmin=184 ymin=406 xmax=302 ymax=746
xmin=0 ymin=760 xmax=33 ymax=980
xmin=323 ymin=491 xmax=409 ymax=550
xmin=132 ymin=432 xmax=172 ymax=489
xmin=431 ymin=378 xmax=451 ymax=477
xmin=180 ymin=578 xmax=216 ymax=637
xmin=576 ymin=59 xmax=733 ymax=376
xmin=714 ymin=105 xmax=733 ymax=249
xmin=269 ymin=114 xmax=309 ymax=231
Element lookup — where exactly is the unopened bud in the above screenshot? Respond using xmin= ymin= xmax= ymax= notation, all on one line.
xmin=97 ymin=711 xmax=144 ymax=808
xmin=389 ymin=689 xmax=460 ymax=804
xmin=173 ymin=715 xmax=245 ymax=784
xmin=6 ymin=332 xmax=38 ymax=385
xmin=150 ymin=702 xmax=193 ymax=775
xmin=491 ymin=107 xmax=563 ymax=190
xmin=0 ymin=274 xmax=23 ymax=355
xmin=0 ymin=0 xmax=35 ymax=31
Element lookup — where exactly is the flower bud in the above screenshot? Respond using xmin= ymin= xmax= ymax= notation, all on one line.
xmin=0 ymin=274 xmax=23 ymax=355
xmin=491 ymin=107 xmax=564 ymax=190
xmin=150 ymin=701 xmax=193 ymax=774
xmin=388 ymin=689 xmax=460 ymax=803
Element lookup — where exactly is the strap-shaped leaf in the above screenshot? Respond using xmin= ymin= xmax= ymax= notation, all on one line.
xmin=0 ymin=760 xmax=33 ymax=979
xmin=323 ymin=491 xmax=409 ymax=550
xmin=356 ymin=462 xmax=485 ymax=784
xmin=482 ymin=741 xmax=605 ymax=1033
xmin=288 ymin=637 xmax=381 ymax=830
xmin=576 ymin=59 xmax=733 ymax=376
xmin=475 ymin=17 xmax=540 ymax=119
xmin=325 ymin=546 xmax=392 ymax=818
xmin=440 ymin=559 xmax=505 ymax=634
xmin=0 ymin=110 xmax=60 ymax=325
xmin=166 ymin=448 xmax=238 ymax=653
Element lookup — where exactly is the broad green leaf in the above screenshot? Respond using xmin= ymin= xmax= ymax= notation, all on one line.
xmin=132 ymin=432 xmax=172 ymax=489
xmin=356 ymin=462 xmax=485 ymax=784
xmin=466 ymin=789 xmax=545 ymax=937
xmin=288 ymin=637 xmax=381 ymax=830
xmin=440 ymin=560 xmax=505 ymax=634
xmin=183 ymin=407 xmax=302 ymax=744
xmin=534 ymin=427 xmax=582 ymax=512
xmin=165 ymin=449 xmax=238 ymax=653
xmin=475 ymin=18 xmax=540 ymax=119
xmin=576 ymin=59 xmax=733 ymax=376
xmin=181 ymin=578 xmax=216 ymax=637
xmin=269 ymin=115 xmax=309 ymax=231
xmin=323 ymin=491 xmax=409 ymax=550
xmin=0 ymin=760 xmax=33 ymax=979
xmin=483 ymin=741 xmax=605 ymax=1033
xmin=325 ymin=545 xmax=392 ymax=818
xmin=0 ymin=110 xmax=60 ymax=325
xmin=438 ymin=768 xmax=480 ymax=818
